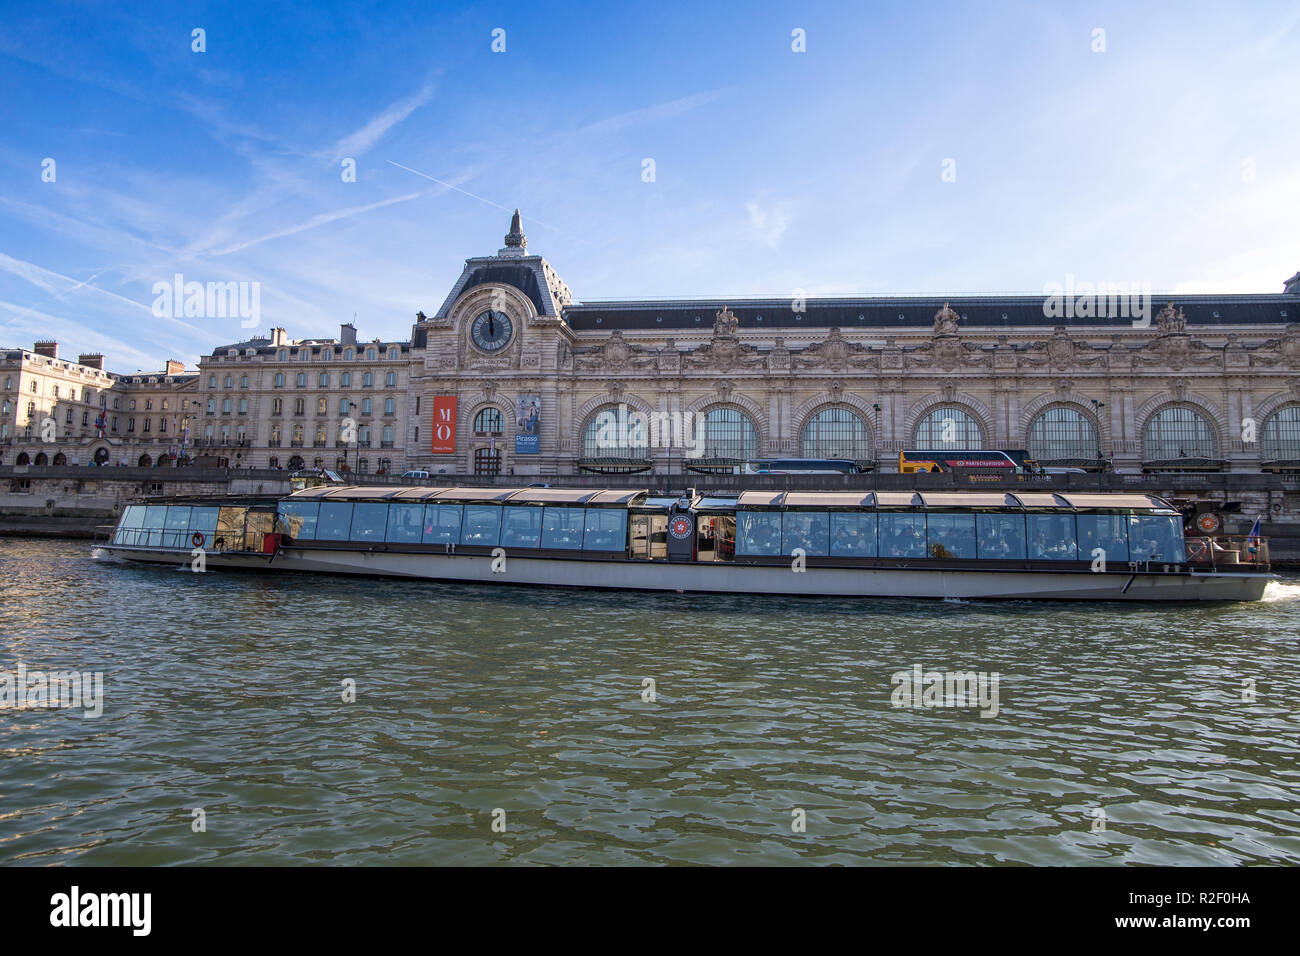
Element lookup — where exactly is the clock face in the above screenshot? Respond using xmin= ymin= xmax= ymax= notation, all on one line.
xmin=470 ymin=310 xmax=513 ymax=352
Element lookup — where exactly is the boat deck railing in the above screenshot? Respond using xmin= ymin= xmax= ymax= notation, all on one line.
xmin=1184 ymin=535 xmax=1270 ymax=570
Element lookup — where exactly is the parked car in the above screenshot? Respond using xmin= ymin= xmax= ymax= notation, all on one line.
xmin=400 ymin=469 xmax=431 ymax=481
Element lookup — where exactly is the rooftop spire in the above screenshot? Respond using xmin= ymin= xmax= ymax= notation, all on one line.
xmin=502 ymin=208 xmax=526 ymax=254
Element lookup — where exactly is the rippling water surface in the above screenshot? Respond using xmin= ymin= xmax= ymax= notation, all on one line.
xmin=1 ymin=537 xmax=1298 ymax=865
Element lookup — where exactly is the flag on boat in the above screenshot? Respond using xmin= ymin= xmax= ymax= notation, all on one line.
xmin=1247 ymin=516 xmax=1261 ymax=541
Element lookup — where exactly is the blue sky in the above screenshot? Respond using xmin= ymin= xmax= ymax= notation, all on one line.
xmin=1 ymin=0 xmax=1298 ymax=372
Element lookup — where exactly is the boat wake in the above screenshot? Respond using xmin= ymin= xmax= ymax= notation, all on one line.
xmin=1262 ymin=580 xmax=1300 ymax=602
xmin=90 ymin=547 xmax=123 ymax=563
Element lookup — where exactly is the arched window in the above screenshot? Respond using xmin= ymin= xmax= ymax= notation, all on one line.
xmin=363 ymin=372 xmax=374 ymax=388
xmin=340 ymin=372 xmax=352 ymax=387
xmin=914 ymin=405 xmax=984 ymax=448
xmin=287 ymin=455 xmax=304 ymax=470
xmin=801 ymin=407 xmax=871 ymax=460
xmin=474 ymin=447 xmax=501 ymax=476
xmin=701 ymin=406 xmax=758 ymax=460
xmin=1142 ymin=406 xmax=1217 ymax=462
xmin=474 ymin=407 xmax=504 ymax=436
xmin=35 ymin=452 xmax=48 ymax=465
xmin=274 ymin=372 xmax=284 ymax=388
xmin=1261 ymin=405 xmax=1300 ymax=463
xmin=53 ymin=452 xmax=66 ymax=466
xmin=137 ymin=454 xmax=150 ymax=467
xmin=1027 ymin=406 xmax=1100 ymax=463
xmin=582 ymin=406 xmax=649 ymax=459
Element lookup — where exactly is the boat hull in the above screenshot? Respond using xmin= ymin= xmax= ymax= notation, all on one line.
xmin=98 ymin=545 xmax=1273 ymax=602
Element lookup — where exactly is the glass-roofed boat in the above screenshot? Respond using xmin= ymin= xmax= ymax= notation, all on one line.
xmin=96 ymin=486 xmax=1274 ymax=602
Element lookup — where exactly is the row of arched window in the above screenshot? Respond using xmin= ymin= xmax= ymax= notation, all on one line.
xmin=565 ymin=403 xmax=1300 ymax=463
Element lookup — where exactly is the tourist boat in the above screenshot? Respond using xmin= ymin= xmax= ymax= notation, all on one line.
xmin=95 ymin=485 xmax=1275 ymax=602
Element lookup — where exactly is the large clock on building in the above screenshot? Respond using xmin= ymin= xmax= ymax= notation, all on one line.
xmin=470 ymin=310 xmax=513 ymax=352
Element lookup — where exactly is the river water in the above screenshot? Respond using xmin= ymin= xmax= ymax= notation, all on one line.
xmin=1 ymin=536 xmax=1298 ymax=865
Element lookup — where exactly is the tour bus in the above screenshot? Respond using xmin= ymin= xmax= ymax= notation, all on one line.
xmin=742 ymin=458 xmax=861 ymax=475
xmin=898 ymin=449 xmax=1024 ymax=475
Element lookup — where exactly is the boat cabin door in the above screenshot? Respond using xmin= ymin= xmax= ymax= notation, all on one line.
xmin=630 ymin=513 xmax=668 ymax=560
xmin=666 ymin=510 xmax=695 ymax=563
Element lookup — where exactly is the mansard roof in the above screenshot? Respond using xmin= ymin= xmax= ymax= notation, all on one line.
xmin=560 ymin=293 xmax=1297 ymax=332
xmin=433 ymin=256 xmax=568 ymax=319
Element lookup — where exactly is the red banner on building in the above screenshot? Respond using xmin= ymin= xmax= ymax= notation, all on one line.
xmin=431 ymin=396 xmax=457 ymax=453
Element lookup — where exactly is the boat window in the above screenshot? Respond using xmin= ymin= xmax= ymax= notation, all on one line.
xmin=142 ymin=505 xmax=168 ymax=547
xmin=315 ymin=502 xmax=354 ymax=541
xmin=163 ymin=506 xmax=192 ymax=548
xmin=830 ymin=512 xmax=876 ymax=556
xmin=976 ymin=513 xmax=1026 ymax=559
xmin=782 ymin=511 xmax=829 ymax=556
xmin=878 ymin=513 xmax=926 ymax=558
xmin=113 ymin=505 xmax=146 ymax=545
xmin=583 ymin=509 xmax=627 ymax=551
xmin=501 ymin=506 xmax=542 ymax=548
xmin=461 ymin=505 xmax=502 ymax=546
xmin=385 ymin=502 xmax=424 ymax=543
xmin=1027 ymin=514 xmax=1077 ymax=560
xmin=349 ymin=502 xmax=389 ymax=541
xmin=541 ymin=507 xmax=584 ymax=549
xmin=926 ymin=513 xmax=977 ymax=559
xmin=215 ymin=507 xmax=247 ymax=550
xmin=190 ymin=507 xmax=220 ymax=536
xmin=422 ymin=504 xmax=462 ymax=545
xmin=278 ymin=501 xmax=319 ymax=540
xmin=1076 ymin=514 xmax=1129 ymax=563
xmin=1129 ymin=515 xmax=1185 ymax=562
xmin=737 ymin=511 xmax=782 ymax=555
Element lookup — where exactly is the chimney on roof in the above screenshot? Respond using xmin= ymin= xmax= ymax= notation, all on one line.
xmin=34 ymin=341 xmax=58 ymax=359
xmin=1285 ymin=271 xmax=1300 ymax=295
xmin=165 ymin=359 xmax=185 ymax=375
xmin=270 ymin=327 xmax=288 ymax=346
xmin=78 ymin=353 xmax=105 ymax=370
xmin=340 ymin=323 xmax=358 ymax=346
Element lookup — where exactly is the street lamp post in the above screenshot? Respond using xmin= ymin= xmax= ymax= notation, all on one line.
xmin=872 ymin=404 xmax=882 ymax=494
xmin=1090 ymin=399 xmax=1106 ymax=490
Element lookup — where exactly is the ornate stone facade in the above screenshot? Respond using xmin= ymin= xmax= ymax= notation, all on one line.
xmin=403 ymin=214 xmax=1300 ymax=476
xmin=6 ymin=213 xmax=1299 ymax=477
